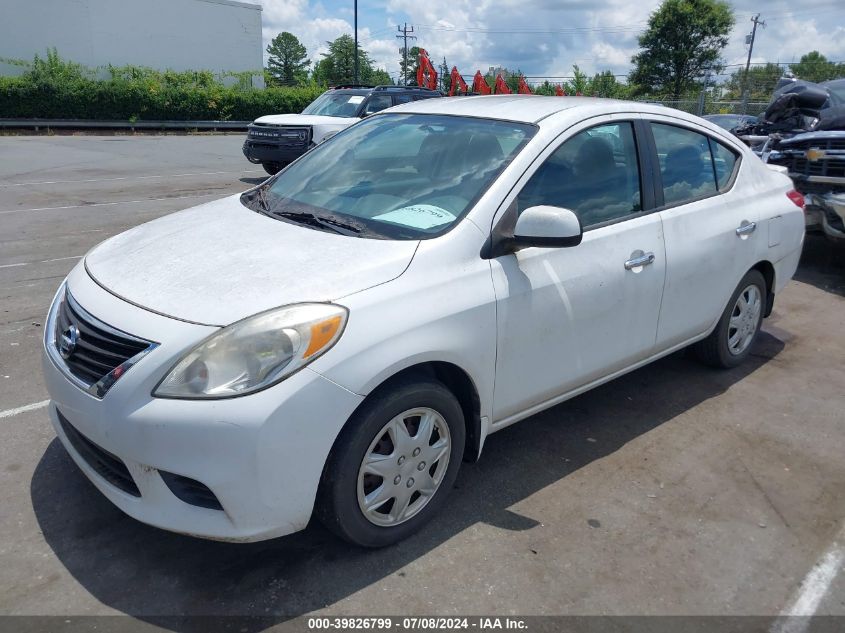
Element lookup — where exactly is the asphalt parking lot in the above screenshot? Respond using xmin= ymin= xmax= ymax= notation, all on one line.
xmin=1 ymin=134 xmax=844 ymax=628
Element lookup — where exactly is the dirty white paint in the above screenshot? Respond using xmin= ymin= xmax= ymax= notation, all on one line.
xmin=771 ymin=524 xmax=845 ymax=633
xmin=0 ymin=400 xmax=49 ymax=419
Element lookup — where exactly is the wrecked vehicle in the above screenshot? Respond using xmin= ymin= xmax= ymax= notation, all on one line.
xmin=735 ymin=79 xmax=845 ymax=244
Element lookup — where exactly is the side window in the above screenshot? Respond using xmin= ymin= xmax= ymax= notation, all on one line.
xmin=709 ymin=138 xmax=739 ymax=190
xmin=651 ymin=123 xmax=717 ymax=205
xmin=516 ymin=122 xmax=642 ymax=228
xmin=362 ymin=94 xmax=392 ymax=115
xmin=393 ymin=94 xmax=413 ymax=104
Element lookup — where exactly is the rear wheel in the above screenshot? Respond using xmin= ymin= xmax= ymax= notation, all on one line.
xmin=317 ymin=377 xmax=465 ymax=547
xmin=694 ymin=269 xmax=766 ymax=368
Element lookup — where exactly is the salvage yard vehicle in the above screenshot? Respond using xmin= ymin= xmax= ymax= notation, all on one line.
xmin=242 ymin=84 xmax=441 ymax=175
xmin=43 ymin=96 xmax=805 ymax=548
xmin=734 ymin=78 xmax=845 ymax=244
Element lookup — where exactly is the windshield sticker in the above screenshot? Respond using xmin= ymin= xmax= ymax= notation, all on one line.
xmin=347 ymin=95 xmax=365 ymax=104
xmin=373 ymin=205 xmax=457 ymax=229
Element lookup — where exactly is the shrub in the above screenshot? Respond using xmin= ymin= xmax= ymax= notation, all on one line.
xmin=0 ymin=50 xmax=325 ymax=120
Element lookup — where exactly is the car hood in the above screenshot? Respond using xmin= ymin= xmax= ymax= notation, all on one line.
xmin=253 ymin=113 xmax=358 ymax=126
xmin=84 ymin=195 xmax=419 ymax=326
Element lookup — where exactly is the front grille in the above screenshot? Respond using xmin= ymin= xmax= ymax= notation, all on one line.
xmin=248 ymin=124 xmax=311 ymax=147
xmin=778 ymin=138 xmax=845 ymax=181
xmin=159 ymin=471 xmax=223 ymax=511
xmin=53 ymin=290 xmax=154 ymax=397
xmin=57 ymin=410 xmax=141 ymax=497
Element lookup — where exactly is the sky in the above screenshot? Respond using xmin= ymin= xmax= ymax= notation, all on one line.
xmin=253 ymin=0 xmax=845 ymax=83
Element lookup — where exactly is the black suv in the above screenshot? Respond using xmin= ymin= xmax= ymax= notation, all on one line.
xmin=243 ymin=85 xmax=442 ymax=175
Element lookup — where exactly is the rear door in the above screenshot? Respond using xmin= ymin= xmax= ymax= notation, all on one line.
xmin=644 ymin=116 xmax=757 ymax=349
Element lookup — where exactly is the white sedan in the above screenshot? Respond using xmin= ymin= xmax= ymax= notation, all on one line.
xmin=42 ymin=96 xmax=805 ymax=547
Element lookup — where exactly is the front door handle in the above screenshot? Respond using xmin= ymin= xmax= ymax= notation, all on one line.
xmin=624 ymin=251 xmax=655 ymax=270
xmin=736 ymin=221 xmax=757 ymax=236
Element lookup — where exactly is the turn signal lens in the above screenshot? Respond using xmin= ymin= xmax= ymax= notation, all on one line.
xmin=786 ymin=190 xmax=805 ymax=209
xmin=304 ymin=315 xmax=343 ymax=359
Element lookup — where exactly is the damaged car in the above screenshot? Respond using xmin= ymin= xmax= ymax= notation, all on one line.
xmin=735 ymin=78 xmax=845 ymax=244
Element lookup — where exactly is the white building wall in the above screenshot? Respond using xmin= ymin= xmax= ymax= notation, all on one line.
xmin=0 ymin=0 xmax=264 ymax=85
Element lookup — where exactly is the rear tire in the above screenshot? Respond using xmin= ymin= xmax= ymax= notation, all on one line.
xmin=694 ymin=269 xmax=766 ymax=369
xmin=317 ymin=377 xmax=465 ymax=548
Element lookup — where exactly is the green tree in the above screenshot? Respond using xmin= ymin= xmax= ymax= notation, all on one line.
xmin=721 ymin=63 xmax=782 ymax=100
xmin=439 ymin=56 xmax=449 ymax=92
xmin=312 ymin=35 xmax=390 ymax=86
xmin=565 ymin=64 xmax=590 ymax=95
xmin=265 ymin=32 xmax=310 ymax=86
xmin=629 ymin=0 xmax=734 ymax=100
xmin=789 ymin=51 xmax=843 ymax=83
xmin=589 ymin=70 xmax=631 ymax=98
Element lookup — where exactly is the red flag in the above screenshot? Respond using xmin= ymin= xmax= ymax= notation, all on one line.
xmin=416 ymin=49 xmax=438 ymax=90
xmin=449 ymin=66 xmax=468 ymax=96
xmin=517 ymin=76 xmax=532 ymax=94
xmin=472 ymin=70 xmax=491 ymax=95
xmin=494 ymin=74 xmax=511 ymax=94
xmin=554 ymin=84 xmax=566 ymax=96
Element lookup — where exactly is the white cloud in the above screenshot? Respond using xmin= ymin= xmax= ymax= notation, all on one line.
xmin=259 ymin=0 xmax=845 ymax=84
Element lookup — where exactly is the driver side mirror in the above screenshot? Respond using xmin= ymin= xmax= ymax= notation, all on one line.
xmin=512 ymin=205 xmax=583 ymax=249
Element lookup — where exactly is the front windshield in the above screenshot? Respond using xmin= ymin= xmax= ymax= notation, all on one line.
xmin=248 ymin=114 xmax=536 ymax=239
xmin=301 ymin=92 xmax=367 ymax=117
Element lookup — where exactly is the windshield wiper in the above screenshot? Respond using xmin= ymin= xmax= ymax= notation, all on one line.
xmin=271 ymin=209 xmax=363 ymax=236
xmin=256 ymin=186 xmax=271 ymax=212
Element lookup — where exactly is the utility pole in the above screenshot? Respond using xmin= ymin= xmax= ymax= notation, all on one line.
xmin=741 ymin=13 xmax=765 ymax=114
xmin=353 ymin=0 xmax=358 ymax=84
xmin=396 ymin=23 xmax=416 ymax=86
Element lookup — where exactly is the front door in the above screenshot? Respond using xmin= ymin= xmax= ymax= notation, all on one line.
xmin=490 ymin=119 xmax=667 ymax=422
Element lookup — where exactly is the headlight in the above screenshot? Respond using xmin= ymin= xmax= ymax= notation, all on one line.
xmin=154 ymin=303 xmax=347 ymax=399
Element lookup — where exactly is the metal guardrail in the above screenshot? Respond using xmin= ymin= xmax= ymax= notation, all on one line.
xmin=0 ymin=119 xmax=250 ymax=131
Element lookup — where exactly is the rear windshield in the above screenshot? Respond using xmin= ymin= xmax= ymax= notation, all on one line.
xmin=248 ymin=114 xmax=536 ymax=239
xmin=301 ymin=92 xmax=368 ymax=117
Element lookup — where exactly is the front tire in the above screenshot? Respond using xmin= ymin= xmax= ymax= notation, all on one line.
xmin=262 ymin=162 xmax=284 ymax=175
xmin=317 ymin=377 xmax=465 ymax=548
xmin=694 ymin=269 xmax=766 ymax=368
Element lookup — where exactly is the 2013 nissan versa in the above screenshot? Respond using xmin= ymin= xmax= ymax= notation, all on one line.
xmin=42 ymin=96 xmax=805 ymax=547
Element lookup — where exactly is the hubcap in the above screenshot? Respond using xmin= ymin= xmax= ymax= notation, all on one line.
xmin=728 ymin=284 xmax=762 ymax=356
xmin=357 ymin=407 xmax=451 ymax=527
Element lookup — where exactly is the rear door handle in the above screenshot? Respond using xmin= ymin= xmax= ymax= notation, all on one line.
xmin=736 ymin=221 xmax=757 ymax=236
xmin=624 ymin=252 xmax=655 ymax=270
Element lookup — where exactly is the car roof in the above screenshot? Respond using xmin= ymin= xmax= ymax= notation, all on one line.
xmin=384 ymin=95 xmax=665 ymax=124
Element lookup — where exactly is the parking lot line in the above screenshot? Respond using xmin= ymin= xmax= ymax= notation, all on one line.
xmin=0 ymin=169 xmax=264 ymax=188
xmin=0 ymin=256 xmax=82 ymax=269
xmin=0 ymin=400 xmax=49 ymax=419
xmin=0 ymin=192 xmax=231 ymax=215
xmin=771 ymin=523 xmax=845 ymax=633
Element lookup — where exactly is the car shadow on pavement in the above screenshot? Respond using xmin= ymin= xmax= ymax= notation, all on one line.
xmin=793 ymin=234 xmax=845 ymax=297
xmin=240 ymin=177 xmax=268 ymax=186
xmin=30 ymin=332 xmax=784 ymax=631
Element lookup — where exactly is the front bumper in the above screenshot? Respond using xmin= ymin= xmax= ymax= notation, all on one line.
xmin=42 ymin=264 xmax=364 ymax=542
xmin=804 ymin=192 xmax=845 ymax=243
xmin=242 ymin=139 xmax=309 ymax=165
